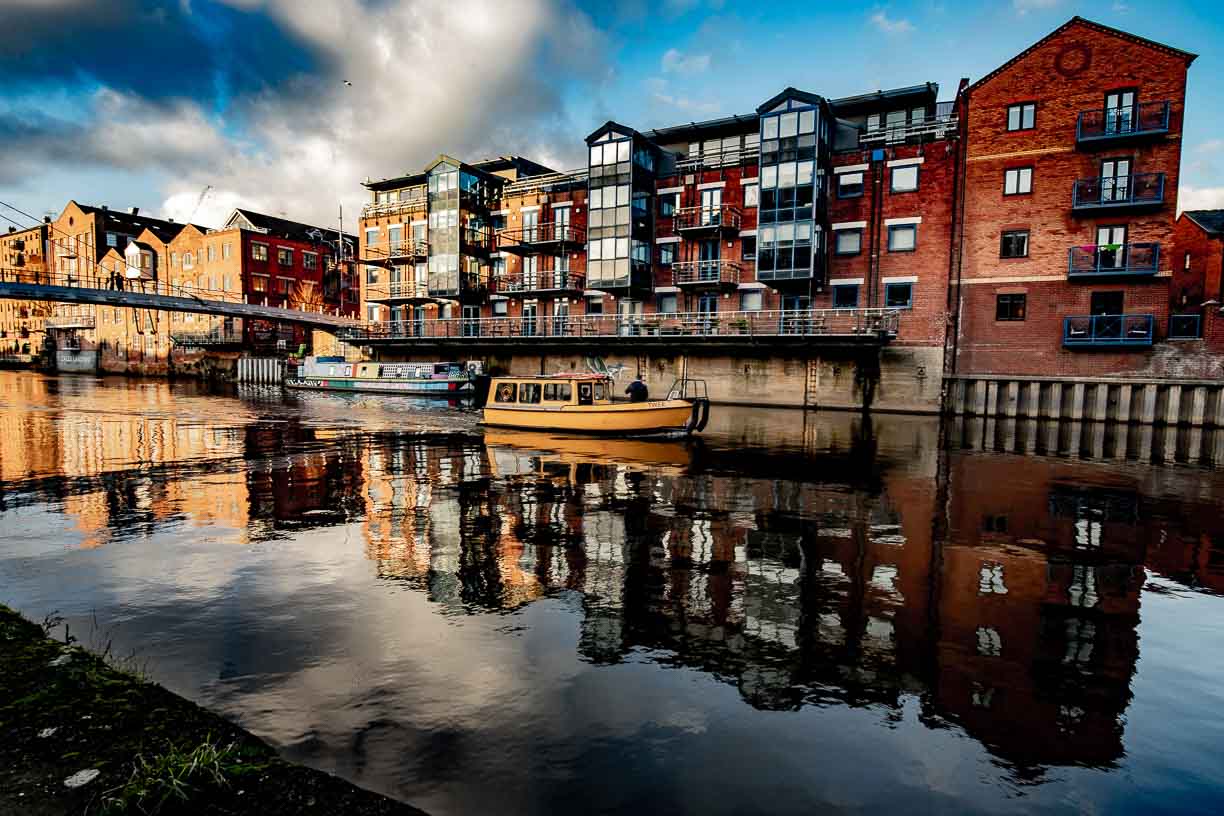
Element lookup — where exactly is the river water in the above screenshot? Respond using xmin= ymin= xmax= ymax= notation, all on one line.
xmin=1 ymin=371 xmax=1222 ymax=815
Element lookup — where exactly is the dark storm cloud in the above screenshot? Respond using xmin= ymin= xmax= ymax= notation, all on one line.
xmin=0 ymin=0 xmax=324 ymax=105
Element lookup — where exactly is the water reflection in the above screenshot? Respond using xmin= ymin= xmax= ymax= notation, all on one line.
xmin=2 ymin=372 xmax=1223 ymax=813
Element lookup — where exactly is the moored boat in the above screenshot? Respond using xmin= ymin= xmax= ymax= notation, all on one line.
xmin=287 ymin=356 xmax=480 ymax=396
xmin=475 ymin=373 xmax=710 ymax=435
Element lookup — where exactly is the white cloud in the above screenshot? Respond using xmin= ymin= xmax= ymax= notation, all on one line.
xmin=1111 ymin=1 xmax=1131 ymax=12
xmin=869 ymin=11 xmax=913 ymax=35
xmin=645 ymin=77 xmax=719 ymax=116
xmin=1178 ymin=185 xmax=1224 ymax=214
xmin=1013 ymin=0 xmax=1060 ymax=14
xmin=1196 ymin=140 xmax=1224 ymax=154
xmin=661 ymin=48 xmax=710 ymax=75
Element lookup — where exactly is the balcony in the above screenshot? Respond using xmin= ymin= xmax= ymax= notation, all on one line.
xmin=1076 ymin=101 xmax=1170 ymax=146
xmin=461 ymin=226 xmax=495 ymax=255
xmin=1071 ymin=173 xmax=1165 ymax=212
xmin=675 ymin=205 xmax=741 ymax=234
xmin=497 ymin=222 xmax=586 ymax=256
xmin=171 ymin=329 xmax=245 ymax=347
xmin=365 ymin=280 xmax=433 ymax=303
xmin=675 ymin=148 xmax=758 ymax=173
xmin=362 ymin=240 xmax=427 ymax=266
xmin=585 ymin=266 xmax=654 ymax=295
xmin=860 ymin=103 xmax=958 ymax=147
xmin=45 ymin=315 xmax=95 ymax=330
xmin=429 ymin=272 xmax=490 ymax=302
xmin=1067 ymin=242 xmax=1159 ymax=279
xmin=1063 ymin=314 xmax=1154 ymax=348
xmin=498 ymin=270 xmax=585 ymax=296
xmin=360 ymin=190 xmax=429 ymax=219
xmin=672 ymin=259 xmax=741 ymax=290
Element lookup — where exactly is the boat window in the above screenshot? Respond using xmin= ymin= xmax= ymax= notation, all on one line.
xmin=543 ymin=383 xmax=572 ymax=402
xmin=519 ymin=383 xmax=542 ymax=404
xmin=494 ymin=381 xmax=517 ymax=403
xmin=593 ymin=382 xmax=607 ymax=400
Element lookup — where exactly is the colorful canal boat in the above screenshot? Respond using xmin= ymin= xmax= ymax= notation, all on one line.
xmin=286 ymin=356 xmax=479 ymax=396
xmin=475 ymin=373 xmax=710 ymax=436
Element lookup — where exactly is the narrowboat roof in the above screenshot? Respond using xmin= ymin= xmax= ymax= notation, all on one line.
xmin=492 ymin=373 xmax=612 ymax=381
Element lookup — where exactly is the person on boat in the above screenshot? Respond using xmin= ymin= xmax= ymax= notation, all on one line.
xmin=625 ymin=377 xmax=649 ymax=403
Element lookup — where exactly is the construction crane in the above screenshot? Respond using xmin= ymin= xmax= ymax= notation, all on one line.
xmin=186 ymin=185 xmax=213 ymax=224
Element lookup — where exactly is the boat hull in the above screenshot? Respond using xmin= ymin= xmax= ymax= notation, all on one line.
xmin=286 ymin=377 xmax=473 ymax=396
xmin=481 ymin=400 xmax=696 ymax=435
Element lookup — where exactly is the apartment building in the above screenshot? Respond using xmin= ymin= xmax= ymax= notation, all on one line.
xmin=0 ymin=221 xmax=51 ymax=356
xmin=1172 ymin=210 xmax=1224 ymax=354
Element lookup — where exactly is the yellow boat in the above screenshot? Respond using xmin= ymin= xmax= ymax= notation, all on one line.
xmin=475 ymin=373 xmax=710 ymax=436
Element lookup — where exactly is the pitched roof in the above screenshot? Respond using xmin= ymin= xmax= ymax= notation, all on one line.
xmin=967 ymin=16 xmax=1197 ymax=94
xmin=226 ymin=209 xmax=355 ymax=243
xmin=72 ymin=202 xmax=201 ymax=241
xmin=1183 ymin=210 xmax=1224 ymax=235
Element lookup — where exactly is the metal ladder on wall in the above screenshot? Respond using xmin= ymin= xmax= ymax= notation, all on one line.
xmin=803 ymin=358 xmax=819 ymax=410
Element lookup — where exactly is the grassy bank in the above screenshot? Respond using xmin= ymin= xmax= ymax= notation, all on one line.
xmin=0 ymin=604 xmax=425 ymax=815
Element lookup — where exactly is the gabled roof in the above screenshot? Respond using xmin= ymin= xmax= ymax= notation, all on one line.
xmin=224 ymin=209 xmax=355 ymax=244
xmin=756 ymin=87 xmax=825 ymax=115
xmin=70 ymin=201 xmax=202 ymax=242
xmin=1183 ymin=210 xmax=1224 ymax=236
xmin=968 ymin=16 xmax=1197 ymax=94
xmin=585 ymin=120 xmax=645 ymax=145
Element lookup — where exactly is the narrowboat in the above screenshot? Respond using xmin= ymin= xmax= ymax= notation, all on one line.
xmin=475 ymin=373 xmax=710 ymax=436
xmin=286 ymin=356 xmax=480 ymax=396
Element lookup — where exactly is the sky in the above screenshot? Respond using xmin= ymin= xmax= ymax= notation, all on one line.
xmin=0 ymin=0 xmax=1222 ymax=232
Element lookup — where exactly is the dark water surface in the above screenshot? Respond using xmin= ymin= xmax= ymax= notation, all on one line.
xmin=2 ymin=371 xmax=1223 ymax=815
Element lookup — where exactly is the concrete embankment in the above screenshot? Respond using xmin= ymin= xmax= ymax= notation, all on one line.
xmin=0 ymin=604 xmax=424 ymax=816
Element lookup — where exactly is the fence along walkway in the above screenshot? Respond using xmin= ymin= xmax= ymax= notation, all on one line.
xmin=339 ymin=308 xmax=900 ymax=344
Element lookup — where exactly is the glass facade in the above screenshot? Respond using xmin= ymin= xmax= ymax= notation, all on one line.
xmin=756 ymin=97 xmax=828 ymax=284
xmin=427 ymin=162 xmax=460 ymax=296
xmin=586 ymin=127 xmax=655 ymax=291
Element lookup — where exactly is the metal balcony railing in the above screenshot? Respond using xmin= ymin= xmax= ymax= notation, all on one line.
xmin=498 ymin=271 xmax=585 ymax=294
xmin=1076 ymin=101 xmax=1171 ymax=143
xmin=1063 ymin=314 xmax=1154 ymax=347
xmin=461 ymin=227 xmax=494 ymax=252
xmin=44 ymin=315 xmax=96 ymax=329
xmin=337 ymin=308 xmax=901 ymax=343
xmin=171 ymin=329 xmax=245 ymax=347
xmin=675 ymin=205 xmax=741 ymax=232
xmin=672 ymin=259 xmax=741 ymax=287
xmin=501 ymin=169 xmax=588 ymax=196
xmin=360 ymin=190 xmax=429 ymax=218
xmin=1072 ymin=173 xmax=1165 ymax=210
xmin=363 ymin=240 xmax=428 ymax=262
xmin=497 ymin=223 xmax=586 ymax=250
xmin=366 ymin=280 xmax=432 ymax=302
xmin=1067 ymin=242 xmax=1160 ymax=278
xmin=675 ymin=148 xmax=759 ymax=172
xmin=1168 ymin=313 xmax=1203 ymax=340
xmin=860 ymin=103 xmax=958 ymax=146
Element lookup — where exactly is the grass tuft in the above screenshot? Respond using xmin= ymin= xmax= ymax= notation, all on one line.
xmin=100 ymin=738 xmax=243 ymax=815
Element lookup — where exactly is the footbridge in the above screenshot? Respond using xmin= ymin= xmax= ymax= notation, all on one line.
xmin=0 ymin=270 xmax=358 ymax=331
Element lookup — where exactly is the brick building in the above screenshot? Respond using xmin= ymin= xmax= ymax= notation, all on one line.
xmin=1173 ymin=210 xmax=1224 ymax=349
xmin=952 ymin=17 xmax=1195 ymax=377
xmin=0 ymin=220 xmax=51 ymax=356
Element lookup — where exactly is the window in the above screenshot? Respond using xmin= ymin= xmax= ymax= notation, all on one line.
xmin=251 ymin=243 xmax=268 ymax=261
xmin=743 ymin=183 xmax=759 ymax=208
xmin=519 ymin=383 xmax=542 ymax=404
xmin=207 ymin=245 xmax=215 ymax=262
xmin=658 ymin=193 xmax=677 ymax=218
xmin=885 ymin=282 xmax=913 ymax=308
xmin=741 ymin=235 xmax=756 ymax=260
xmin=585 ymin=296 xmax=603 ymax=315
xmin=1007 ymin=102 xmax=1036 ymax=131
xmin=170 ymin=251 xmax=178 ymax=267
xmin=833 ymin=284 xmax=859 ymax=309
xmin=659 ymin=243 xmax=676 ymax=265
xmin=891 ymin=165 xmax=919 ymax=193
xmin=887 ymin=225 xmax=916 ymax=252
xmin=1004 ymin=167 xmax=1033 ymax=195
xmin=837 ymin=172 xmax=864 ymax=198
xmin=996 ymin=293 xmax=1027 ymax=321
xmin=492 ymin=300 xmax=508 ymax=317
xmin=277 ymin=247 xmax=293 ymax=266
xmin=222 ymin=242 xmax=231 ymax=260
xmin=183 ymin=252 xmax=193 ymax=269
xmin=543 ymin=383 xmax=572 ymax=401
xmin=494 ymin=382 xmax=517 ymax=403
xmin=304 ymin=253 xmax=318 ymax=271
xmin=251 ymin=275 xmax=268 ymax=292
xmin=105 ymin=232 xmax=118 ymax=247
xmin=1000 ymin=230 xmax=1030 ymax=258
xmin=741 ymin=290 xmax=763 ymax=311
xmin=657 ymin=293 xmax=678 ymax=314
xmin=835 ymin=229 xmax=862 ymax=256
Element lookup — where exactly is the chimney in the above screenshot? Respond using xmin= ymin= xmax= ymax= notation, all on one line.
xmin=43 ymin=216 xmax=51 ymax=224
xmin=101 ymin=205 xmax=108 ymax=211
xmin=7 ymin=226 xmax=14 ymax=233
xmin=129 ymin=207 xmax=139 ymax=216
xmin=168 ymin=218 xmax=174 ymax=223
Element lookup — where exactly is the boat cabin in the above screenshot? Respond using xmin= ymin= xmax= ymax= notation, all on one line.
xmin=489 ymin=374 xmax=613 ymax=407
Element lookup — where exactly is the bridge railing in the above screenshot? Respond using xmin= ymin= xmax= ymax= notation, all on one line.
xmin=339 ymin=308 xmax=901 ymax=343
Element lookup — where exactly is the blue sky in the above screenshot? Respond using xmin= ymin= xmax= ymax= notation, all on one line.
xmin=0 ymin=0 xmax=1221 ymax=230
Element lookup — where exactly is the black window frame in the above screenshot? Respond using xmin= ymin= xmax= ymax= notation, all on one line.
xmin=837 ymin=172 xmax=864 ymax=199
xmin=832 ymin=284 xmax=860 ymax=309
xmin=996 ymin=293 xmax=1027 ymax=321
xmin=887 ymin=224 xmax=917 ymax=252
xmin=1003 ymin=166 xmax=1033 ymax=196
xmin=884 ymin=282 xmax=914 ymax=308
xmin=659 ymin=242 xmax=676 ymax=265
xmin=656 ymin=292 xmax=678 ymax=314
xmin=1006 ymin=102 xmax=1037 ymax=132
xmin=890 ymin=164 xmax=920 ymax=194
xmin=1000 ymin=230 xmax=1030 ymax=259
xmin=741 ymin=235 xmax=756 ymax=260
xmin=834 ymin=228 xmax=863 ymax=256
